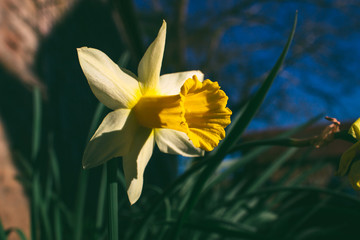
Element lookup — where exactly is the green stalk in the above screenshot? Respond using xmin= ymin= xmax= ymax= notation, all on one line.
xmin=221 ymin=186 xmax=360 ymax=207
xmin=31 ymin=86 xmax=42 ymax=240
xmin=107 ymin=159 xmax=119 ymax=240
xmin=31 ymin=172 xmax=40 ymax=240
xmin=74 ymin=171 xmax=88 ymax=240
xmin=31 ymin=87 xmax=41 ymax=161
xmin=74 ymin=102 xmax=106 ymax=240
xmin=0 ymin=219 xmax=6 ymax=240
xmin=96 ymin=165 xmax=108 ymax=232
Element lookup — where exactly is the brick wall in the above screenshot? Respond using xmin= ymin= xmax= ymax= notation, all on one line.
xmin=0 ymin=0 xmax=77 ymax=87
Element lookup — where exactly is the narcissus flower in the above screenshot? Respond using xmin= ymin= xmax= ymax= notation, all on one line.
xmin=337 ymin=118 xmax=360 ymax=190
xmin=77 ymin=21 xmax=232 ymax=204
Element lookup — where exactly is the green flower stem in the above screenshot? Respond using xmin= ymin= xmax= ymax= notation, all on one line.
xmin=74 ymin=171 xmax=88 ymax=240
xmin=31 ymin=87 xmax=41 ymax=162
xmin=334 ymin=130 xmax=358 ymax=143
xmin=30 ymin=172 xmax=40 ymax=240
xmin=107 ymin=159 xmax=119 ymax=240
xmin=96 ymin=165 xmax=107 ymax=232
xmin=221 ymin=185 xmax=360 ymax=208
xmin=229 ymin=130 xmax=357 ymax=153
xmin=73 ymin=102 xmax=106 ymax=240
xmin=31 ymin=87 xmax=42 ymax=240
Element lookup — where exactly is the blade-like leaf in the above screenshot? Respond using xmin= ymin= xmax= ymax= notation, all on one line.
xmin=5 ymin=228 xmax=27 ymax=240
xmin=212 ymin=11 xmax=298 ymax=157
xmin=0 ymin=219 xmax=6 ymax=240
xmin=31 ymin=87 xmax=42 ymax=161
xmin=164 ymin=218 xmax=263 ymax=239
xmin=170 ymin=13 xmax=298 ymax=239
xmin=206 ymin=114 xmax=322 ymax=191
xmin=246 ymin=148 xmax=298 ymax=193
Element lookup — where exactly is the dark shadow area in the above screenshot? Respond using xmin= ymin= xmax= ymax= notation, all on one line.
xmin=0 ymin=66 xmax=33 ymax=156
xmin=35 ymin=0 xmax=124 ymax=207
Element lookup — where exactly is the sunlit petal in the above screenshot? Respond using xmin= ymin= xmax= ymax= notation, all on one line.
xmin=82 ymin=109 xmax=137 ymax=169
xmin=78 ymin=47 xmax=141 ymax=109
xmin=155 ymin=129 xmax=204 ymax=157
xmin=138 ymin=21 xmax=166 ymax=94
xmin=158 ymin=71 xmax=204 ymax=95
xmin=123 ymin=128 xmax=154 ymax=205
xmin=349 ymin=118 xmax=360 ymax=141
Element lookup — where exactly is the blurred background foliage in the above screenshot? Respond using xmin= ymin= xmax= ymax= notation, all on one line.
xmin=1 ymin=0 xmax=360 ymax=239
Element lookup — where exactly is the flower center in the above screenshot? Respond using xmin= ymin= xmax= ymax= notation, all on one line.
xmin=133 ymin=75 xmax=232 ymax=151
xmin=133 ymin=94 xmax=188 ymax=132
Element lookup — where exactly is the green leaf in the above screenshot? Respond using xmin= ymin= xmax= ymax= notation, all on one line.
xmin=95 ymin=165 xmax=107 ymax=232
xmin=212 ymin=11 xmax=298 ymax=157
xmin=5 ymin=228 xmax=27 ymax=240
xmin=107 ymin=159 xmax=119 ymax=240
xmin=205 ymin=146 xmax=269 ymax=191
xmin=0 ymin=219 xmax=6 ymax=240
xmin=87 ymin=102 xmax=107 ymax=141
xmin=30 ymin=172 xmax=41 ymax=240
xmin=206 ymin=114 xmax=322 ymax=191
xmin=48 ymin=133 xmax=61 ymax=191
xmin=31 ymin=86 xmax=42 ymax=161
xmin=230 ymin=186 xmax=360 ymax=205
xmin=54 ymin=204 xmax=62 ymax=240
xmin=245 ymin=211 xmax=278 ymax=226
xmin=164 ymin=218 xmax=263 ymax=239
xmin=73 ymin=170 xmax=88 ymax=240
xmin=246 ymin=148 xmax=298 ymax=193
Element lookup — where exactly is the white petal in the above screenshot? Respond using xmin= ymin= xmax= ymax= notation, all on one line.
xmin=78 ymin=47 xmax=141 ymax=109
xmin=123 ymin=128 xmax=155 ymax=205
xmin=155 ymin=129 xmax=204 ymax=157
xmin=158 ymin=70 xmax=204 ymax=95
xmin=138 ymin=21 xmax=166 ymax=93
xmin=82 ymin=109 xmax=138 ymax=169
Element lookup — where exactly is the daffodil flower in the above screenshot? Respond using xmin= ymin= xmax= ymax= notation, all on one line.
xmin=77 ymin=21 xmax=232 ymax=204
xmin=337 ymin=118 xmax=360 ymax=190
